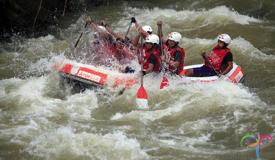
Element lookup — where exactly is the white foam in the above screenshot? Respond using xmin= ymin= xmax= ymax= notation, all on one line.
xmin=26 ymin=127 xmax=149 ymax=160
xmin=111 ymin=112 xmax=124 ymax=120
xmin=0 ymin=75 xmax=98 ymax=120
xmin=231 ymin=37 xmax=275 ymax=60
xmin=115 ymin=6 xmax=261 ymax=33
xmin=110 ymin=92 xmax=198 ymax=123
xmin=110 ymin=78 xmax=270 ymax=153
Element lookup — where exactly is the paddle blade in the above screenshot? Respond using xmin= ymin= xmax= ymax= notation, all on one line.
xmin=160 ymin=76 xmax=169 ymax=89
xmin=136 ymin=86 xmax=149 ymax=109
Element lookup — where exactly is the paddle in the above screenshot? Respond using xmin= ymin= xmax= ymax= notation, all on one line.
xmin=136 ymin=39 xmax=149 ymax=109
xmin=125 ymin=18 xmax=133 ymax=38
xmin=74 ymin=22 xmax=88 ymax=48
xmin=158 ymin=24 xmax=169 ymax=89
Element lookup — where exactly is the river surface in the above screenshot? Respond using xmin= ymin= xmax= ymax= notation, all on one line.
xmin=1 ymin=0 xmax=275 ymax=159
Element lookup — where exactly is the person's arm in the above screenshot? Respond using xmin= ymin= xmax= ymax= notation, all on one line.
xmin=132 ymin=18 xmax=149 ymax=37
xmin=221 ymin=52 xmax=233 ymax=75
xmin=102 ymin=21 xmax=126 ymax=41
xmin=137 ymin=26 xmax=149 ymax=38
xmin=85 ymin=17 xmax=113 ymax=41
xmin=85 ymin=16 xmax=101 ymax=32
xmin=132 ymin=34 xmax=141 ymax=47
xmin=131 ymin=18 xmax=149 ymax=47
xmin=143 ymin=63 xmax=154 ymax=75
xmin=221 ymin=61 xmax=233 ymax=75
xmin=200 ymin=49 xmax=207 ymax=59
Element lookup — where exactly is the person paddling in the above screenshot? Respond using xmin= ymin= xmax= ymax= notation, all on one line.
xmin=139 ymin=34 xmax=161 ymax=75
xmin=186 ymin=33 xmax=233 ymax=77
xmin=85 ymin=17 xmax=135 ymax=67
xmin=157 ymin=21 xmax=185 ymax=75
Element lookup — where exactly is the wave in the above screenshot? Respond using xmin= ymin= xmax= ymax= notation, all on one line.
xmin=113 ymin=6 xmax=262 ymax=34
xmin=110 ymin=80 xmax=272 ymax=153
xmin=0 ymin=75 xmax=98 ymax=120
xmin=25 ymin=128 xmax=148 ymax=160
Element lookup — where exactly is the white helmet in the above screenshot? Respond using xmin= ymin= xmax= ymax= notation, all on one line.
xmin=98 ymin=25 xmax=107 ymax=32
xmin=145 ymin=34 xmax=159 ymax=44
xmin=167 ymin=32 xmax=182 ymax=43
xmin=218 ymin=33 xmax=231 ymax=45
xmin=142 ymin=25 xmax=153 ymax=33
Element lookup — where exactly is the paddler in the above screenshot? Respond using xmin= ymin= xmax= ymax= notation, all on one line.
xmin=138 ymin=34 xmax=161 ymax=75
xmin=85 ymin=17 xmax=135 ymax=68
xmin=157 ymin=20 xmax=185 ymax=76
xmin=85 ymin=16 xmax=116 ymax=66
xmin=186 ymin=33 xmax=233 ymax=77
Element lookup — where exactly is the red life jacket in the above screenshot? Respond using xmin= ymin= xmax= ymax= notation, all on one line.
xmin=168 ymin=47 xmax=185 ymax=75
xmin=143 ymin=48 xmax=161 ymax=72
xmin=205 ymin=46 xmax=230 ymax=71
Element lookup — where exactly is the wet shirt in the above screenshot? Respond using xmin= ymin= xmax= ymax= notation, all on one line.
xmin=173 ymin=50 xmax=182 ymax=63
xmin=221 ymin=52 xmax=233 ymax=65
xmin=148 ymin=53 xmax=158 ymax=65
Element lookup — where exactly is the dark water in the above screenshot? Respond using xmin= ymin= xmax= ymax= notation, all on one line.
xmin=0 ymin=0 xmax=275 ymax=159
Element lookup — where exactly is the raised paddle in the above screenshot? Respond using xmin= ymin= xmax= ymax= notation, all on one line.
xmin=125 ymin=18 xmax=133 ymax=38
xmin=136 ymin=38 xmax=149 ymax=109
xmin=74 ymin=22 xmax=88 ymax=48
xmin=158 ymin=24 xmax=169 ymax=89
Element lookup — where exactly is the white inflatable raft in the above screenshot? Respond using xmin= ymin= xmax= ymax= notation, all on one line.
xmin=55 ymin=59 xmax=244 ymax=90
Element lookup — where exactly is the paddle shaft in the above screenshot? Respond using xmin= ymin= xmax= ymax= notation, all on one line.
xmin=140 ymin=38 xmax=144 ymax=86
xmin=158 ymin=26 xmax=165 ymax=64
xmin=158 ymin=26 xmax=171 ymax=74
xmin=158 ymin=25 xmax=170 ymax=89
xmin=74 ymin=22 xmax=88 ymax=48
xmin=125 ymin=21 xmax=132 ymax=38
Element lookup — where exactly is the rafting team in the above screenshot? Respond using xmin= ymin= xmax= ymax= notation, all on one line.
xmin=85 ymin=16 xmax=233 ymax=77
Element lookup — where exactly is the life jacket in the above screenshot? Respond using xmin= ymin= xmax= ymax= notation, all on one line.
xmin=205 ymin=46 xmax=230 ymax=71
xmin=168 ymin=47 xmax=185 ymax=75
xmin=143 ymin=47 xmax=161 ymax=72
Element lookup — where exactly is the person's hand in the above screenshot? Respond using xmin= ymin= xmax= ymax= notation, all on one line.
xmin=200 ymin=48 xmax=206 ymax=58
xmin=157 ymin=20 xmax=162 ymax=26
xmin=131 ymin=17 xmax=137 ymax=23
xmin=137 ymin=70 xmax=146 ymax=76
xmin=136 ymin=71 xmax=143 ymax=77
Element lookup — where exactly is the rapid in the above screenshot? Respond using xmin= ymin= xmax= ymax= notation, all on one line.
xmin=1 ymin=0 xmax=275 ymax=159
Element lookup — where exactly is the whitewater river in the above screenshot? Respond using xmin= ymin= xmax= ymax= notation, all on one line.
xmin=1 ymin=0 xmax=275 ymax=159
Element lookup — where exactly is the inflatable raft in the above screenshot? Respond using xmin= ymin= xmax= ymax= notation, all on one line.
xmin=55 ymin=59 xmax=244 ymax=90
